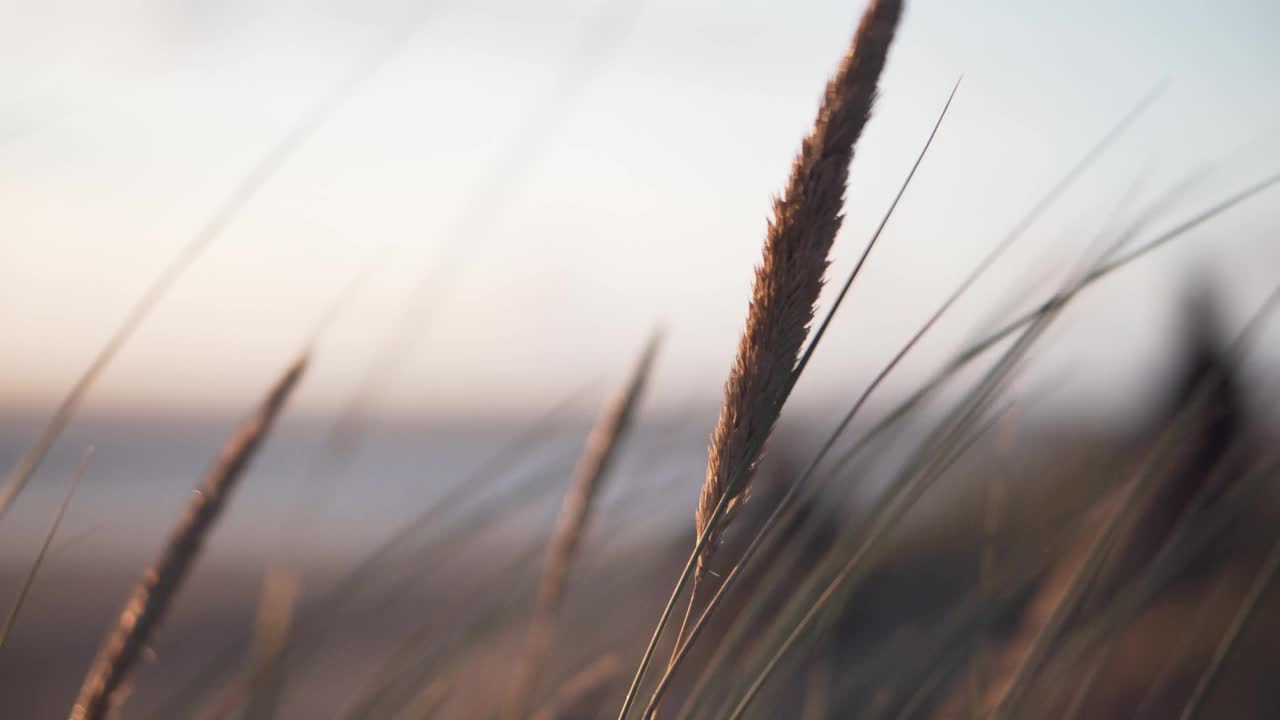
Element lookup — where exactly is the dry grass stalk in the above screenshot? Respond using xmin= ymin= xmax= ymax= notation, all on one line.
xmin=506 ymin=334 xmax=661 ymax=718
xmin=243 ymin=570 xmax=301 ymax=720
xmin=68 ymin=356 xmax=308 ymax=720
xmin=695 ymin=0 xmax=902 ymax=577
xmin=197 ymin=571 xmax=301 ymax=720
xmin=648 ymin=76 xmax=959 ymax=720
xmin=617 ymin=5 xmax=902 ymax=717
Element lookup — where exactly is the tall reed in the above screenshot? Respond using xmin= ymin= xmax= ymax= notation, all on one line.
xmin=641 ymin=78 xmax=962 ymax=719
xmin=616 ymin=3 xmax=903 ymax=717
xmin=695 ymin=0 xmax=902 ymax=576
xmin=69 ymin=356 xmax=308 ymax=720
xmin=616 ymin=5 xmax=904 ymax=717
xmin=508 ymin=334 xmax=661 ymax=718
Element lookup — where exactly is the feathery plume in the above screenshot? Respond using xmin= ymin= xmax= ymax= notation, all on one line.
xmin=69 ymin=356 xmax=308 ymax=720
xmin=616 ymin=5 xmax=903 ymax=717
xmin=695 ymin=0 xmax=903 ymax=574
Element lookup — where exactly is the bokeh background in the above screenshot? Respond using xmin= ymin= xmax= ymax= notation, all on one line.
xmin=1 ymin=1 xmax=1278 ymax=717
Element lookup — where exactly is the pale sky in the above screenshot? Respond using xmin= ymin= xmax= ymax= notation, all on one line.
xmin=1 ymin=0 xmax=1278 ymax=421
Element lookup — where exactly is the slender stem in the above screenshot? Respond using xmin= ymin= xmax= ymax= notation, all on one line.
xmin=639 ymin=179 xmax=1012 ymax=717
xmin=0 ymin=446 xmax=94 ymax=647
xmin=791 ymin=77 xmax=962 ymax=383
xmin=622 ymin=70 xmax=961 ymax=720
xmin=1178 ymin=534 xmax=1280 ymax=720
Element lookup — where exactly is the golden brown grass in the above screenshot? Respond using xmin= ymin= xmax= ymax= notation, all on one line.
xmin=640 ymin=75 xmax=964 ymax=720
xmin=616 ymin=3 xmax=904 ymax=717
xmin=243 ymin=571 xmax=301 ymax=720
xmin=695 ymin=0 xmax=903 ymax=575
xmin=69 ymin=356 xmax=308 ymax=720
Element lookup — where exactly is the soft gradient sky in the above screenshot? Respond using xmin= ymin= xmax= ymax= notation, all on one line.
xmin=1 ymin=0 xmax=1278 ymax=421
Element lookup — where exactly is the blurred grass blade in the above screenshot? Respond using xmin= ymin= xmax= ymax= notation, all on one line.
xmin=69 ymin=356 xmax=307 ymax=720
xmin=143 ymin=383 xmax=594 ymax=720
xmin=726 ymin=272 xmax=1069 ymax=719
xmin=1178 ymin=532 xmax=1280 ymax=719
xmin=508 ymin=333 xmax=661 ymax=718
xmin=0 ymin=446 xmax=93 ymax=648
xmin=243 ymin=571 xmax=302 ymax=720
